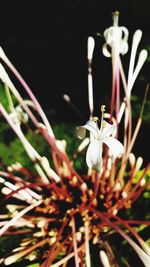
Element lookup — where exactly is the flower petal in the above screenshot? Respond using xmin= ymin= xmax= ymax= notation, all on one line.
xmin=103 ymin=137 xmax=125 ymax=159
xmin=101 ymin=120 xmax=116 ymax=139
xmin=86 ymin=139 xmax=102 ymax=172
xmin=77 ymin=120 xmax=99 ymax=140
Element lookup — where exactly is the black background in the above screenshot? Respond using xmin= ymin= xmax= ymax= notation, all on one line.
xmin=0 ymin=0 xmax=150 ymax=122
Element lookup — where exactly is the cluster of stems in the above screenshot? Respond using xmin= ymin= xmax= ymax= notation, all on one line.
xmin=0 ymin=11 xmax=149 ymax=267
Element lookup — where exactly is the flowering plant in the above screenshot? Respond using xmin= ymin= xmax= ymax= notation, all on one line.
xmin=0 ymin=11 xmax=149 ymax=267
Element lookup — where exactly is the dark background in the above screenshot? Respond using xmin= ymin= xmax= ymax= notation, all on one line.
xmin=0 ymin=1 xmax=149 ymax=164
xmin=0 ymin=0 xmax=150 ymax=123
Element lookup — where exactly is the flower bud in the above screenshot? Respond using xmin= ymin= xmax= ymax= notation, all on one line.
xmin=87 ymin=36 xmax=95 ymax=61
xmin=99 ymin=250 xmax=111 ymax=267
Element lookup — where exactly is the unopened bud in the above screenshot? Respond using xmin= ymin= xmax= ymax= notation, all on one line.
xmin=140 ymin=178 xmax=146 ymax=187
xmin=0 ymin=177 xmax=5 ymax=183
xmin=87 ymin=36 xmax=95 ymax=61
xmin=50 ymin=237 xmax=57 ymax=245
xmin=99 ymin=250 xmax=111 ymax=267
xmin=28 ymin=254 xmax=36 ymax=261
xmin=76 ymin=232 xmax=82 ymax=242
xmin=133 ymin=30 xmax=142 ymax=48
xmin=81 ymin=183 xmax=87 ymax=192
xmin=113 ymin=182 xmax=122 ymax=191
xmin=77 ymin=137 xmax=89 ymax=152
xmin=40 ymin=156 xmax=60 ymax=183
xmin=37 ymin=219 xmax=46 ymax=228
xmin=63 ymin=94 xmax=70 ymax=103
xmin=122 ymin=191 xmax=128 ymax=199
xmin=56 ymin=139 xmax=66 ymax=153
xmin=79 ymin=227 xmax=85 ymax=233
xmin=134 ymin=156 xmax=143 ymax=175
xmin=129 ymin=153 xmax=135 ymax=168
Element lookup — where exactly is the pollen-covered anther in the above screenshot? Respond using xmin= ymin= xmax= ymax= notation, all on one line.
xmin=101 ymin=120 xmax=107 ymax=128
xmin=92 ymin=116 xmax=99 ymax=122
xmin=101 ymin=105 xmax=106 ymax=112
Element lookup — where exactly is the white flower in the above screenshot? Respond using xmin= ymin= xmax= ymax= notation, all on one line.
xmin=102 ymin=11 xmax=129 ymax=58
xmin=77 ymin=119 xmax=125 ymax=172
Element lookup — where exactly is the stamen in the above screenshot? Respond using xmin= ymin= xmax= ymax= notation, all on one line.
xmin=100 ymin=105 xmax=106 ymax=127
xmin=63 ymin=94 xmax=84 ymax=120
xmin=92 ymin=116 xmax=99 ymax=122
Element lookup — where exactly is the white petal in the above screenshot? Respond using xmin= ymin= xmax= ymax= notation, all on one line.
xmin=102 ymin=43 xmax=111 ymax=57
xmin=77 ymin=120 xmax=99 ymax=140
xmin=103 ymin=137 xmax=125 ymax=159
xmin=86 ymin=139 xmax=102 ymax=172
xmin=101 ymin=121 xmax=116 ymax=139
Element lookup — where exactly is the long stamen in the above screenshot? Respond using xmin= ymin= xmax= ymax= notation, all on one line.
xmin=72 ymin=217 xmax=80 ymax=267
xmin=84 ymin=220 xmax=91 ymax=267
xmin=101 ymin=105 xmax=106 ymax=123
xmin=0 ymin=47 xmax=54 ymax=138
xmin=0 ymin=200 xmax=42 ymax=237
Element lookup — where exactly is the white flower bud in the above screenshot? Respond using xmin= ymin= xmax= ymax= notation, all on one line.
xmin=134 ymin=156 xmax=143 ymax=175
xmin=99 ymin=250 xmax=111 ymax=267
xmin=129 ymin=153 xmax=136 ymax=168
xmin=87 ymin=36 xmax=95 ymax=61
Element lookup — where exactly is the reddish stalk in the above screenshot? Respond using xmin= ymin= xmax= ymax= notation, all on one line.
xmin=40 ymin=218 xmax=69 ymax=267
